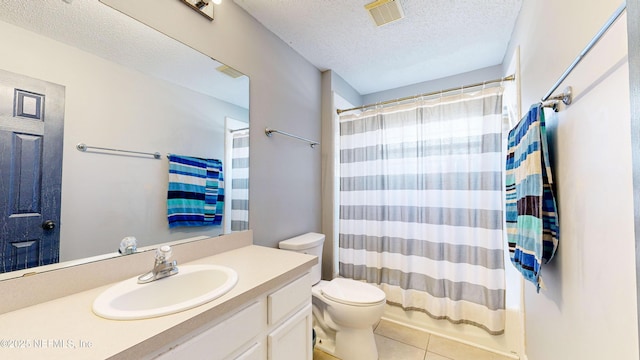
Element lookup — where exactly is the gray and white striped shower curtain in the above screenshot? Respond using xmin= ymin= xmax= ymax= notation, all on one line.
xmin=230 ymin=129 xmax=249 ymax=231
xmin=338 ymin=87 xmax=506 ymax=334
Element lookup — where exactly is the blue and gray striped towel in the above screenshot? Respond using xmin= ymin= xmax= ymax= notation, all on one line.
xmin=167 ymin=154 xmax=224 ymax=228
xmin=505 ymin=104 xmax=559 ymax=291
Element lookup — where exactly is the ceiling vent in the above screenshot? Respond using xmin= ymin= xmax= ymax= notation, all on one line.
xmin=216 ymin=64 xmax=244 ymax=78
xmin=365 ymin=0 xmax=404 ymax=27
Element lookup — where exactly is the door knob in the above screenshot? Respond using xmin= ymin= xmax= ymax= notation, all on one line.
xmin=42 ymin=220 xmax=56 ymax=230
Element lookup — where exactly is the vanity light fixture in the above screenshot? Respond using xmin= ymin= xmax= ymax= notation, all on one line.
xmin=216 ymin=64 xmax=244 ymax=78
xmin=180 ymin=0 xmax=215 ymax=21
xmin=195 ymin=1 xmax=209 ymax=9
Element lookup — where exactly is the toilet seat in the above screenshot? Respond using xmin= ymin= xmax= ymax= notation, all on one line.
xmin=320 ymin=278 xmax=385 ymax=306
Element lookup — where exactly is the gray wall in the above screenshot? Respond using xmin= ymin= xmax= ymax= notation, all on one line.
xmin=363 ymin=65 xmax=503 ymax=105
xmin=320 ymin=70 xmax=363 ymax=280
xmin=102 ymin=0 xmax=323 ymax=248
xmin=330 ymin=71 xmax=363 ymax=110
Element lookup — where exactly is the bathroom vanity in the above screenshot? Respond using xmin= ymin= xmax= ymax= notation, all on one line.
xmin=154 ymin=272 xmax=313 ymax=359
xmin=0 ymin=232 xmax=316 ymax=359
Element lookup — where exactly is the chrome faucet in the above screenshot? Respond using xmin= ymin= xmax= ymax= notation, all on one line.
xmin=138 ymin=245 xmax=179 ymax=284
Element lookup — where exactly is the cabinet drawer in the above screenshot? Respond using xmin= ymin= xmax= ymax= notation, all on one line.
xmin=267 ymin=273 xmax=311 ymax=325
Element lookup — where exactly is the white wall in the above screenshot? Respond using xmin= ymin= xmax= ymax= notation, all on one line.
xmin=630 ymin=1 xmax=640 ymax=353
xmin=101 ymin=0 xmax=323 ymax=248
xmin=504 ymin=1 xmax=639 ymax=359
xmin=0 ymin=20 xmax=248 ymax=261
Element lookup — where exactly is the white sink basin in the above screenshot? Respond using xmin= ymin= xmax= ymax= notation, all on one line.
xmin=93 ymin=264 xmax=238 ymax=320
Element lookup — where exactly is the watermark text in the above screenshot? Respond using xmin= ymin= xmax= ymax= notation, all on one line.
xmin=0 ymin=338 xmax=93 ymax=349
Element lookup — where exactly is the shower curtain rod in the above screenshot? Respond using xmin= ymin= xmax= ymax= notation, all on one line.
xmin=541 ymin=1 xmax=626 ymax=105
xmin=336 ymin=74 xmax=515 ymax=115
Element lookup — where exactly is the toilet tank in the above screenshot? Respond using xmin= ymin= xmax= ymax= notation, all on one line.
xmin=278 ymin=232 xmax=324 ymax=285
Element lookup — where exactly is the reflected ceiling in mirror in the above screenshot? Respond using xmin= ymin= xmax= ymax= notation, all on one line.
xmin=0 ymin=0 xmax=249 ymax=279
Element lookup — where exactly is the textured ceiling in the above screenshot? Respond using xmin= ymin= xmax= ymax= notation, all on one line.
xmin=0 ymin=0 xmax=249 ymax=109
xmin=234 ymin=0 xmax=522 ymax=95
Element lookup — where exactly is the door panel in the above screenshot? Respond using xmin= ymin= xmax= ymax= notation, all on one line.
xmin=11 ymin=133 xmax=43 ymax=214
xmin=0 ymin=70 xmax=65 ymax=273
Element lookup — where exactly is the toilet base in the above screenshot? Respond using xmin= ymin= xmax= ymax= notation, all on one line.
xmin=314 ymin=325 xmax=378 ymax=360
xmin=314 ymin=325 xmax=337 ymax=356
xmin=334 ymin=327 xmax=379 ymax=360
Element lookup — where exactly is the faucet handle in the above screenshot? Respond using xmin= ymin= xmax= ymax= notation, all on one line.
xmin=119 ymin=236 xmax=137 ymax=255
xmin=155 ymin=245 xmax=172 ymax=261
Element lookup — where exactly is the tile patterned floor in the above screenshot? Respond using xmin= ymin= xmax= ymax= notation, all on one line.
xmin=313 ymin=319 xmax=515 ymax=360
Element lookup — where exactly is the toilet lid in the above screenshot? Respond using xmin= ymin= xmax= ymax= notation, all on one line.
xmin=321 ymin=278 xmax=386 ymax=306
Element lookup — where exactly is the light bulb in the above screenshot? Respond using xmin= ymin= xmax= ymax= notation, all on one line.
xmin=212 ymin=0 xmax=222 ymax=4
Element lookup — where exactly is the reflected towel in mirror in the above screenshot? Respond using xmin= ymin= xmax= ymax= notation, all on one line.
xmin=167 ymin=154 xmax=224 ymax=228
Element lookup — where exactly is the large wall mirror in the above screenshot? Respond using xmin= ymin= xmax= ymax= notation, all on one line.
xmin=0 ymin=1 xmax=249 ymax=279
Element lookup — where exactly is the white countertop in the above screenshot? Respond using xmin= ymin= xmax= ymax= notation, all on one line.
xmin=0 ymin=245 xmax=316 ymax=360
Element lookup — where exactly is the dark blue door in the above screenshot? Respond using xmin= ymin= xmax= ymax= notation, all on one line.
xmin=0 ymin=69 xmax=65 ymax=273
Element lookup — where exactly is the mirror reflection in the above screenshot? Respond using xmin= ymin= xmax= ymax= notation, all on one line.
xmin=0 ymin=0 xmax=249 ymax=277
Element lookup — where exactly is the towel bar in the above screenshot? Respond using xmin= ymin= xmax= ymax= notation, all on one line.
xmin=76 ymin=143 xmax=161 ymax=159
xmin=265 ymin=128 xmax=319 ymax=148
xmin=540 ymin=2 xmax=625 ymax=107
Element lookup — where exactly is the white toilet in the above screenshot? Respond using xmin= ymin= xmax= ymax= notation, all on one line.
xmin=279 ymin=233 xmax=386 ymax=360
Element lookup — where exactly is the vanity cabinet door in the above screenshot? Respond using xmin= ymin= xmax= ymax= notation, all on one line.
xmin=233 ymin=341 xmax=265 ymax=360
xmin=155 ymin=300 xmax=266 ymax=360
xmin=267 ymin=304 xmax=312 ymax=360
